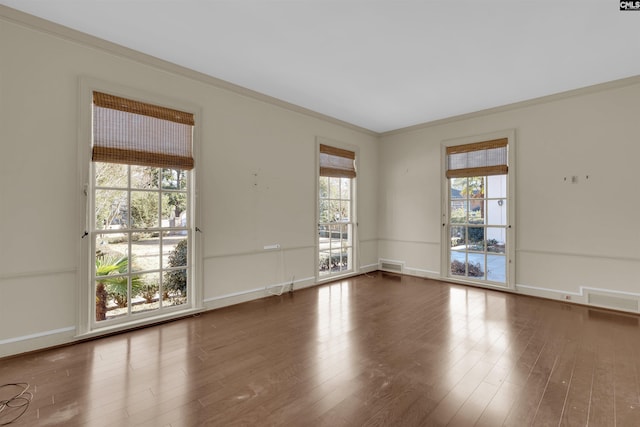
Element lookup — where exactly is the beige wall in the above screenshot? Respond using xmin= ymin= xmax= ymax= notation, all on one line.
xmin=0 ymin=12 xmax=379 ymax=356
xmin=2 ymin=6 xmax=639 ymax=358
xmin=379 ymin=78 xmax=640 ymax=306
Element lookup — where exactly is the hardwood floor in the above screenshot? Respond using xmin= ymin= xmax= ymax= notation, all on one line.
xmin=2 ymin=272 xmax=640 ymax=426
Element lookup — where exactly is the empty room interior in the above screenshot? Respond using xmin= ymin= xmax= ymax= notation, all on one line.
xmin=1 ymin=2 xmax=640 ymax=426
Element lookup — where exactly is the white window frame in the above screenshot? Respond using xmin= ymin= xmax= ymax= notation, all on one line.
xmin=316 ymin=137 xmax=358 ymax=282
xmin=440 ymin=130 xmax=516 ymax=289
xmin=77 ymin=77 xmax=203 ymax=337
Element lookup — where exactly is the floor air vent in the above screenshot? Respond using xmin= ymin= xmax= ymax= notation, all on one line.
xmin=379 ymin=260 xmax=404 ymax=274
xmin=588 ymin=292 xmax=639 ymax=312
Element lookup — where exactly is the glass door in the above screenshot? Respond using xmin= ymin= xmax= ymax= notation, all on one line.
xmin=318 ymin=176 xmax=354 ymax=278
xmin=448 ymin=174 xmax=508 ymax=285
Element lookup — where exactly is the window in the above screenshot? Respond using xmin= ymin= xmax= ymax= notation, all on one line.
xmin=318 ymin=143 xmax=356 ymax=279
xmin=90 ymin=92 xmax=195 ymax=325
xmin=444 ymin=136 xmax=514 ymax=287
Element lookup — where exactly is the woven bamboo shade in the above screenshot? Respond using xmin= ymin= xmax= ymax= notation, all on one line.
xmin=92 ymin=92 xmax=194 ymax=170
xmin=319 ymin=144 xmax=356 ymax=178
xmin=446 ymin=138 xmax=508 ymax=178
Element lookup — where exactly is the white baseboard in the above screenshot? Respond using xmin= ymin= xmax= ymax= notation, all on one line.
xmin=0 ymin=326 xmax=76 ymax=358
xmin=359 ymin=263 xmax=379 ymax=273
xmin=403 ymin=267 xmax=440 ymax=280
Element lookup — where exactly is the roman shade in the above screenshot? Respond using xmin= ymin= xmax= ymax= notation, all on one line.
xmin=445 ymin=138 xmax=508 ymax=179
xmin=319 ymin=144 xmax=356 ymax=178
xmin=92 ymin=92 xmax=194 ymax=170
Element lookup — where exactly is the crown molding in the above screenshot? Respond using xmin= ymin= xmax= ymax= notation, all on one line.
xmin=381 ymin=74 xmax=640 ymax=137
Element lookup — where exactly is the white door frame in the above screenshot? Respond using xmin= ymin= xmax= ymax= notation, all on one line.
xmin=440 ymin=129 xmax=516 ymax=289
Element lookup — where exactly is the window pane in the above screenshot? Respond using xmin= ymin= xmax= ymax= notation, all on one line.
xmin=163 ymin=237 xmax=187 ymax=269
xmin=95 ymin=279 xmax=109 ymax=321
xmin=469 ymin=200 xmax=485 ymax=225
xmin=95 ymin=237 xmax=130 ymax=319
xmin=340 ymin=201 xmax=350 ymax=222
xmin=329 ymin=200 xmax=341 ymax=222
xmin=343 ymin=223 xmax=352 ymax=246
xmin=95 ymin=189 xmax=128 ymax=229
xmin=131 ymin=166 xmax=159 ymax=189
xmin=131 ymin=232 xmax=160 ymax=272
xmin=131 ymin=191 xmax=159 ymax=229
xmin=318 ymin=224 xmax=328 ymax=240
xmin=342 ymin=247 xmax=353 ymax=272
xmin=450 ymin=204 xmax=467 ymax=224
xmin=162 ymin=193 xmax=187 ymax=228
xmin=468 ymin=227 xmax=484 ymax=250
xmin=450 ymin=251 xmax=466 ymax=277
xmin=487 ymin=174 xmax=507 ymax=199
xmin=95 ymin=279 xmax=127 ymax=321
xmin=329 ymin=178 xmax=340 ymax=199
xmin=319 ymin=225 xmax=330 ymax=247
xmin=486 ymin=228 xmax=506 ymax=253
xmin=319 ymin=251 xmax=331 ymax=275
xmin=95 ymin=162 xmax=127 ymax=188
xmin=340 ymin=178 xmax=351 ymax=199
xmin=319 ymin=199 xmax=330 ymax=223
xmin=450 ymin=225 xmax=465 ymax=247
xmin=467 ymin=253 xmax=485 ymax=278
xmin=319 ymin=176 xmax=329 ymax=199
xmin=487 ymin=254 xmax=506 ymax=283
xmin=328 ymin=224 xmax=340 ymax=248
xmin=467 ymin=176 xmax=485 ymax=198
xmin=337 ymin=223 xmax=347 ymax=242
xmin=450 ymin=178 xmax=466 ymax=199
xmin=162 ymin=169 xmax=187 ymax=190
xmin=164 ymin=269 xmax=188 ymax=306
xmin=95 ymin=233 xmax=128 ymax=261
xmin=487 ymin=199 xmax=507 ymax=225
xmin=330 ymin=249 xmax=347 ymax=272
xmin=133 ymin=272 xmax=160 ymax=314
xmin=96 ymin=269 xmax=131 ymax=321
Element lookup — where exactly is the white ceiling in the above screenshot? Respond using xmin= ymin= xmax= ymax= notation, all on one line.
xmin=2 ymin=1 xmax=640 ymax=133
